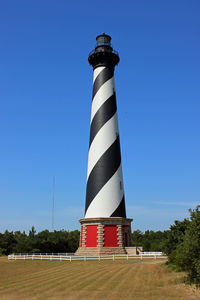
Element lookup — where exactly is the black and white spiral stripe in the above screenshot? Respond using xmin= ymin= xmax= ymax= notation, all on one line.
xmin=85 ymin=66 xmax=126 ymax=218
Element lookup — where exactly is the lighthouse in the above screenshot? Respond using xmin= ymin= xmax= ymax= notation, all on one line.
xmin=75 ymin=33 xmax=132 ymax=255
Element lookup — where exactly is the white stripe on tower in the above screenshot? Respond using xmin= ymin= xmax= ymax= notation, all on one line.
xmin=91 ymin=77 xmax=114 ymax=122
xmin=87 ymin=113 xmax=119 ymax=179
xmin=86 ymin=164 xmax=124 ymax=217
xmin=85 ymin=64 xmax=126 ymax=218
xmin=93 ymin=66 xmax=105 ymax=83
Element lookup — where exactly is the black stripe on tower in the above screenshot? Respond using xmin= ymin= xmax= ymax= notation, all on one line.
xmin=89 ymin=93 xmax=117 ymax=147
xmin=85 ymin=136 xmax=122 ymax=214
xmin=92 ymin=68 xmax=114 ymax=99
xmin=111 ymin=196 xmax=126 ymax=217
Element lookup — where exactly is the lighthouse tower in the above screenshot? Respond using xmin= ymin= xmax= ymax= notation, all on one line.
xmin=75 ymin=33 xmax=132 ymax=256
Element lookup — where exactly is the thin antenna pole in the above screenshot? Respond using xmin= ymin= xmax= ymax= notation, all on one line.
xmin=52 ymin=176 xmax=55 ymax=231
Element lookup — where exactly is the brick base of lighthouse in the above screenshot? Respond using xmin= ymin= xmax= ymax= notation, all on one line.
xmin=75 ymin=217 xmax=133 ymax=256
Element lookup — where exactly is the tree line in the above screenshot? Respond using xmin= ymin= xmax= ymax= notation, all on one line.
xmin=1 ymin=206 xmax=200 ymax=285
xmin=0 ymin=227 xmax=168 ymax=255
xmin=0 ymin=228 xmax=79 ymax=255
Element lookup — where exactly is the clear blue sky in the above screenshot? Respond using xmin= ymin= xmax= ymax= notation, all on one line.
xmin=1 ymin=0 xmax=199 ymax=233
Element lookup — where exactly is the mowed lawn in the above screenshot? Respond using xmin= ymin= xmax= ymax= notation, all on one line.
xmin=0 ymin=257 xmax=199 ymax=300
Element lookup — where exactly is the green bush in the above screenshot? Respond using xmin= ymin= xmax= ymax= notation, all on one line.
xmin=163 ymin=206 xmax=200 ymax=286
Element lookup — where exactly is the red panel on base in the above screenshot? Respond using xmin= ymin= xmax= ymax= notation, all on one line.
xmin=103 ymin=225 xmax=118 ymax=247
xmin=85 ymin=225 xmax=98 ymax=247
xmin=80 ymin=226 xmax=83 ymax=247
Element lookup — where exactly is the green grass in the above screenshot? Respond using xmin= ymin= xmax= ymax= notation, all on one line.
xmin=0 ymin=257 xmax=199 ymax=299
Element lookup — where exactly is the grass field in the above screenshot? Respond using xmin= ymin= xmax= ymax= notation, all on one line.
xmin=0 ymin=256 xmax=199 ymax=300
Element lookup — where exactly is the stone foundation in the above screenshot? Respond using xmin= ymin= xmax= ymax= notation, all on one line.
xmin=75 ymin=217 xmax=133 ymax=256
xmin=125 ymin=246 xmax=143 ymax=255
